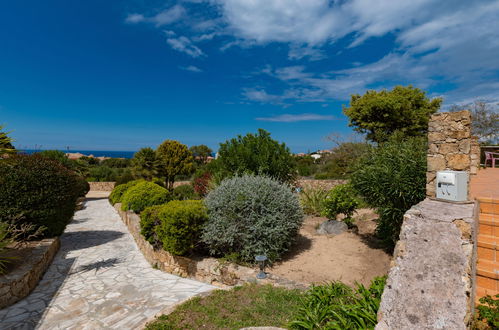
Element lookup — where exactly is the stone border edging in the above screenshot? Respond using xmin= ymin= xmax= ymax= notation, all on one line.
xmin=0 ymin=238 xmax=60 ymax=309
xmin=113 ymin=203 xmax=307 ymax=290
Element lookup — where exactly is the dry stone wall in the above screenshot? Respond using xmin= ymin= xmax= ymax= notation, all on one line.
xmin=426 ymin=110 xmax=480 ymax=198
xmin=113 ymin=203 xmax=305 ymax=290
xmin=0 ymin=238 xmax=60 ymax=309
xmin=88 ymin=181 xmax=115 ymax=191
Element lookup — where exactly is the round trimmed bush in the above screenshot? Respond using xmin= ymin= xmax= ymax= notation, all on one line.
xmin=109 ymin=179 xmax=144 ymax=205
xmin=154 ymin=200 xmax=208 ymax=255
xmin=0 ymin=154 xmax=89 ymax=237
xmin=322 ymin=184 xmax=360 ymax=223
xmin=202 ymin=174 xmax=304 ymax=263
xmin=140 ymin=204 xmax=163 ymax=244
xmin=121 ymin=181 xmax=171 ymax=213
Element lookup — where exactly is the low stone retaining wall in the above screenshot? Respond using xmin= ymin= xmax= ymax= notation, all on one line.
xmin=376 ymin=199 xmax=476 ymax=329
xmin=0 ymin=238 xmax=60 ymax=309
xmin=88 ymin=182 xmax=115 ymax=191
xmin=296 ymin=179 xmax=347 ymax=191
xmin=113 ymin=203 xmax=305 ymax=289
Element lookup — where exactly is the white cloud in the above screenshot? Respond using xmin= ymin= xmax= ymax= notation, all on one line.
xmin=166 ymin=36 xmax=204 ymax=57
xmin=179 ymin=65 xmax=203 ymax=72
xmin=125 ymin=5 xmax=185 ymax=27
xmin=255 ymin=113 xmax=336 ymax=122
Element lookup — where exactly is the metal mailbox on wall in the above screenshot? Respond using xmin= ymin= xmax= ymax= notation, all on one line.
xmin=436 ymin=170 xmax=468 ymax=202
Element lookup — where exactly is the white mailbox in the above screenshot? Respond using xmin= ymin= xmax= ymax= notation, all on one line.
xmin=436 ymin=170 xmax=468 ymax=202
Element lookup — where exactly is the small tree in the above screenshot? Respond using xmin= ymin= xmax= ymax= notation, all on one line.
xmin=343 ymin=85 xmax=441 ymax=143
xmin=156 ymin=140 xmax=194 ymax=190
xmin=217 ymin=129 xmax=296 ymax=183
xmin=189 ymin=145 xmax=212 ymax=165
xmin=132 ymin=147 xmax=158 ymax=180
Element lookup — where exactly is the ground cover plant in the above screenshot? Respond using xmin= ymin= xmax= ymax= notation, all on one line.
xmin=474 ymin=294 xmax=499 ymax=329
xmin=290 ymin=276 xmax=386 ymax=330
xmin=145 ymin=284 xmax=303 ymax=330
xmin=202 ymin=174 xmax=304 ymax=263
xmin=0 ymin=154 xmax=89 ymax=237
xmin=350 ymin=134 xmax=427 ymax=247
xmin=172 ymin=184 xmax=199 ymax=200
xmin=121 ymin=181 xmax=171 ymax=213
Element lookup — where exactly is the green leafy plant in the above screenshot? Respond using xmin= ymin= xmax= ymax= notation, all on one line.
xmin=322 ymin=184 xmax=360 ymax=227
xmin=343 ymin=85 xmax=441 ymax=143
xmin=121 ymin=181 xmax=171 ymax=213
xmin=202 ymin=174 xmax=304 ymax=263
xmin=290 ymin=276 xmax=386 ymax=330
xmin=156 ymin=140 xmax=194 ymax=190
xmin=172 ymin=184 xmax=199 ymax=200
xmin=189 ymin=144 xmax=213 ymax=165
xmin=217 ymin=128 xmax=297 ymax=183
xmin=132 ymin=147 xmax=158 ymax=180
xmin=476 ymin=294 xmax=499 ymax=328
xmin=0 ymin=125 xmax=16 ymax=155
xmin=0 ymin=154 xmax=89 ymax=237
xmin=300 ymin=186 xmax=328 ymax=216
xmin=153 ymin=200 xmax=208 ymax=255
xmin=350 ymin=134 xmax=427 ymax=246
xmin=108 ymin=179 xmax=144 ymax=205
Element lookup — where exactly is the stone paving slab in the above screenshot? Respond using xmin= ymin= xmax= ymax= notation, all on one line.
xmin=0 ymin=199 xmax=214 ymax=330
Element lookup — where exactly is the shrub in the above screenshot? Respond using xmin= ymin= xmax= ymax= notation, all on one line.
xmin=322 ymin=184 xmax=360 ymax=226
xmin=0 ymin=154 xmax=89 ymax=237
xmin=121 ymin=181 xmax=171 ymax=213
xmin=140 ymin=205 xmax=163 ymax=245
xmin=217 ymin=129 xmax=297 ymax=183
xmin=350 ymin=134 xmax=426 ymax=246
xmin=299 ymin=186 xmax=328 ymax=216
xmin=109 ymin=179 xmax=144 ymax=205
xmin=0 ymin=222 xmax=13 ymax=274
xmin=202 ymin=174 xmax=304 ymax=263
xmin=193 ymin=171 xmax=212 ymax=197
xmin=290 ymin=276 xmax=386 ymax=329
xmin=154 ymin=200 xmax=208 ymax=255
xmin=172 ymin=184 xmax=199 ymax=200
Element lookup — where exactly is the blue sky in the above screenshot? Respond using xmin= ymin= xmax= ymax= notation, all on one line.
xmin=1 ymin=0 xmax=498 ymax=152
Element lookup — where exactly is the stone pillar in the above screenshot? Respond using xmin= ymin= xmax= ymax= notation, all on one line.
xmin=426 ymin=110 xmax=479 ymax=199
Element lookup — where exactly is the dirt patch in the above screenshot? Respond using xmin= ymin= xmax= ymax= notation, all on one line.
xmin=270 ymin=209 xmax=391 ymax=287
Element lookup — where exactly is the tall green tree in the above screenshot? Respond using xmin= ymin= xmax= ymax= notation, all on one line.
xmin=217 ymin=129 xmax=296 ymax=183
xmin=189 ymin=145 xmax=213 ymax=165
xmin=132 ymin=147 xmax=158 ymax=180
xmin=156 ymin=140 xmax=194 ymax=190
xmin=343 ymin=85 xmax=441 ymax=143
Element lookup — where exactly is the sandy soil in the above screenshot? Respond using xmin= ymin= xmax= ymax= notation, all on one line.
xmin=270 ymin=209 xmax=392 ymax=287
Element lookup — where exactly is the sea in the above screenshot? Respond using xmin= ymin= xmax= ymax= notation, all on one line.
xmin=21 ymin=149 xmax=136 ymax=159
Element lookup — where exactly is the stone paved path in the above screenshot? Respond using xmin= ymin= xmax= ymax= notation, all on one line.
xmin=0 ymin=199 xmax=214 ymax=330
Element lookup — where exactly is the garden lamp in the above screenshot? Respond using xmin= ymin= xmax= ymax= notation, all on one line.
xmin=255 ymin=255 xmax=267 ymax=279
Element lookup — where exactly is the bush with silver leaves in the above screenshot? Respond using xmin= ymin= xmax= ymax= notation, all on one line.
xmin=202 ymin=174 xmax=304 ymax=263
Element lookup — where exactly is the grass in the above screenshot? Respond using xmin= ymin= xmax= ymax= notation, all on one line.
xmin=145 ymin=284 xmax=303 ymax=330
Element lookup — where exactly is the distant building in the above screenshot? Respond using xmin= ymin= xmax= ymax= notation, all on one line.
xmin=310 ymin=153 xmax=321 ymax=160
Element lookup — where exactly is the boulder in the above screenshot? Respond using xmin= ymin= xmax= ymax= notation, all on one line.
xmin=316 ymin=220 xmax=347 ymax=235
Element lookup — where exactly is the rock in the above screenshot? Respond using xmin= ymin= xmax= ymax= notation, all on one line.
xmin=316 ymin=220 xmax=347 ymax=235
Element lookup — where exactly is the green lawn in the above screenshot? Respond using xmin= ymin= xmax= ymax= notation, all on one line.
xmin=145 ymin=284 xmax=303 ymax=330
